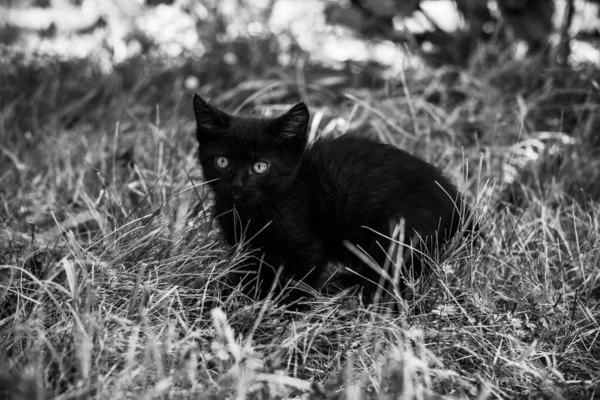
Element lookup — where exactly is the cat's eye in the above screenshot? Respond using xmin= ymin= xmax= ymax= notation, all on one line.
xmin=252 ymin=161 xmax=269 ymax=175
xmin=215 ymin=156 xmax=230 ymax=170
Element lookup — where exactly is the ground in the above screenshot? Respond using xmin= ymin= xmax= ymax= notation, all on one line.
xmin=1 ymin=1 xmax=600 ymax=399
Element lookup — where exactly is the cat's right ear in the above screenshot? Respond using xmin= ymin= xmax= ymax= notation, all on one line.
xmin=193 ymin=93 xmax=229 ymax=143
xmin=273 ymin=102 xmax=310 ymax=148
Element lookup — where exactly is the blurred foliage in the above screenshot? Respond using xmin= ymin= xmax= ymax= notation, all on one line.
xmin=1 ymin=0 xmax=600 ymax=208
xmin=326 ymin=0 xmax=600 ymax=65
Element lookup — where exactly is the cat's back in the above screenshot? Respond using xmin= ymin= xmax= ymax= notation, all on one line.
xmin=306 ymin=134 xmax=408 ymax=166
xmin=301 ymin=134 xmax=461 ymax=235
xmin=303 ymin=134 xmax=455 ymax=196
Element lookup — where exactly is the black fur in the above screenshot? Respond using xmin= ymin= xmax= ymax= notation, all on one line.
xmin=193 ymin=93 xmax=471 ymax=303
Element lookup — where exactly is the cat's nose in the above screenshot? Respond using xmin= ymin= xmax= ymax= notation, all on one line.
xmin=231 ymin=173 xmax=245 ymax=189
xmin=231 ymin=180 xmax=244 ymax=190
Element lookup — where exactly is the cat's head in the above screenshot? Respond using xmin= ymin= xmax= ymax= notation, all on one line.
xmin=193 ymin=93 xmax=309 ymax=208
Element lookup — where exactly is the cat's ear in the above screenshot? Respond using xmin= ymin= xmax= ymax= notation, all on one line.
xmin=273 ymin=102 xmax=310 ymax=145
xmin=193 ymin=93 xmax=229 ymax=142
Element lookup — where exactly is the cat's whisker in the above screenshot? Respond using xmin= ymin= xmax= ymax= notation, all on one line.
xmin=256 ymin=196 xmax=279 ymax=233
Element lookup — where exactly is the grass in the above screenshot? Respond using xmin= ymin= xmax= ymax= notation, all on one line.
xmin=1 ymin=40 xmax=600 ymax=399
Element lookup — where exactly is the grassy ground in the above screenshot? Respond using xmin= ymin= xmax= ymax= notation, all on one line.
xmin=2 ymin=12 xmax=600 ymax=399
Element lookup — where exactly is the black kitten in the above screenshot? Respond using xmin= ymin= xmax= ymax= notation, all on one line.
xmin=193 ymin=94 xmax=471 ymax=303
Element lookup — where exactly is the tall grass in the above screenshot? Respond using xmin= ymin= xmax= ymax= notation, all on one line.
xmin=1 ymin=48 xmax=599 ymax=399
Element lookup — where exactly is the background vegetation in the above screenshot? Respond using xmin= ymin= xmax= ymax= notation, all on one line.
xmin=1 ymin=0 xmax=600 ymax=398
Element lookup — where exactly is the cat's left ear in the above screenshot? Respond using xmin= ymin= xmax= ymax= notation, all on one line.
xmin=193 ymin=93 xmax=229 ymax=143
xmin=273 ymin=102 xmax=309 ymax=146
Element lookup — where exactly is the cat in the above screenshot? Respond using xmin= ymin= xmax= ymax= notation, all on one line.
xmin=193 ymin=93 xmax=472 ymax=304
